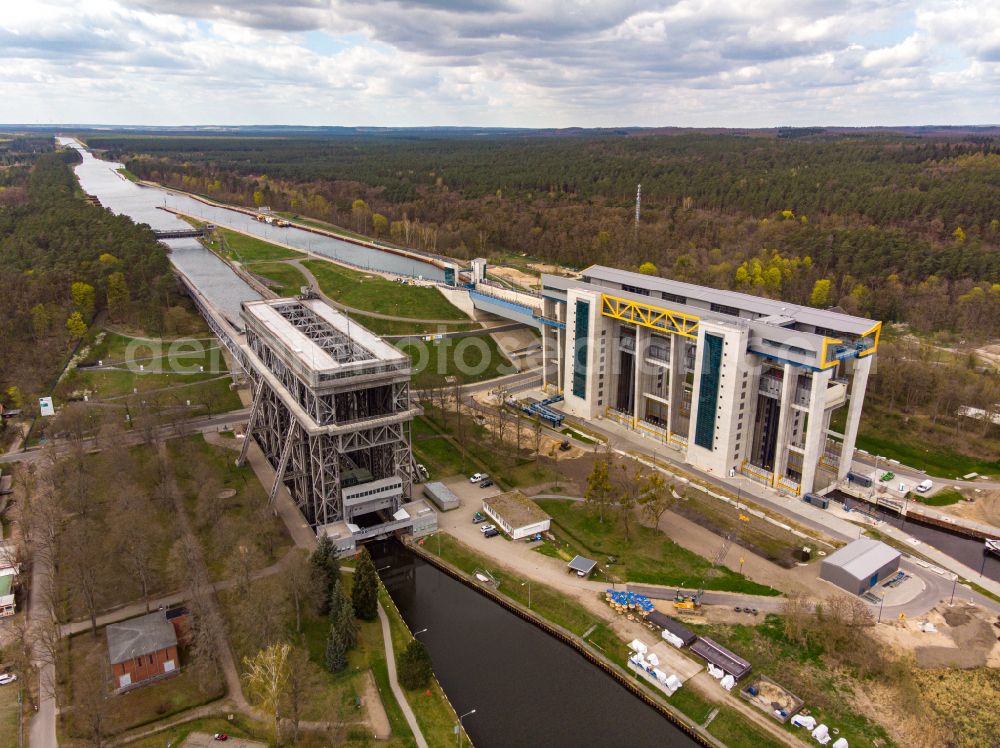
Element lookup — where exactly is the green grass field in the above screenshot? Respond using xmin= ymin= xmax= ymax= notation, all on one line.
xmin=856 ymin=426 xmax=1000 ymax=478
xmin=246 ymin=260 xmax=308 ymax=296
xmin=914 ymin=488 xmax=964 ymax=506
xmin=0 ymin=685 xmax=20 ymax=748
xmin=537 ymin=499 xmax=780 ymax=595
xmin=60 ymin=331 xmax=242 ymax=412
xmin=211 ymin=227 xmax=304 ymax=263
xmin=398 ymin=334 xmax=515 ymax=388
xmin=419 ymin=406 xmax=560 ymax=488
xmin=302 ymin=259 xmax=469 ymax=321
xmin=695 ymin=616 xmax=896 ymax=748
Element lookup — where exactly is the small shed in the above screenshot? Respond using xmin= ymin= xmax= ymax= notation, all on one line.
xmin=646 ymin=611 xmax=697 ymax=648
xmin=567 ymin=555 xmax=597 ymax=577
xmin=820 ymin=538 xmax=901 ymax=595
xmin=423 ymin=481 xmax=460 ymax=511
xmin=106 ymin=611 xmax=179 ymax=691
xmin=482 ymin=491 xmax=551 ymax=539
xmin=690 ymin=637 xmax=752 ymax=680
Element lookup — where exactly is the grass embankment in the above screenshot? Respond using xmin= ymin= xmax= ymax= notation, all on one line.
xmin=417 ymin=405 xmax=560 ymax=487
xmin=848 ymin=406 xmax=1000 ymax=479
xmin=276 ymin=211 xmax=373 ymax=243
xmin=247 ymin=261 xmax=308 ymax=296
xmin=302 ymin=259 xmax=467 ymax=322
xmin=692 ymin=616 xmax=897 ymax=748
xmin=167 ymin=434 xmax=291 ymax=580
xmin=60 ymin=330 xmax=241 ymax=411
xmin=57 ymin=631 xmax=225 ymax=743
xmin=208 ymin=227 xmax=304 ymax=263
xmin=379 ymin=588 xmax=470 ymax=746
xmin=398 ymin=334 xmax=515 ymax=389
xmin=537 ymin=499 xmax=780 ymax=596
xmin=422 ymin=535 xmax=788 ymax=748
xmin=913 ymin=488 xmax=963 ymax=507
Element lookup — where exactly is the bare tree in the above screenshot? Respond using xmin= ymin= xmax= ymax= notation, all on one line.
xmin=61 ymin=518 xmax=108 ymax=636
xmin=614 ymin=462 xmax=643 ymax=541
xmin=281 ymin=645 xmax=320 ymax=743
xmin=639 ymin=473 xmax=674 ymax=529
xmin=285 ymin=551 xmax=314 ymax=634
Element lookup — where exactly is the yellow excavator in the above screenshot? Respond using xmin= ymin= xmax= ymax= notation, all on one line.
xmin=673 ymin=589 xmax=703 ymax=612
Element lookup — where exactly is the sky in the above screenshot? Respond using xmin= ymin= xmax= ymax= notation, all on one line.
xmin=1 ymin=0 xmax=998 ymax=128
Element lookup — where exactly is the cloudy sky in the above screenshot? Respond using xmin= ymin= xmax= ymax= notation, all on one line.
xmin=1 ymin=0 xmax=998 ymax=127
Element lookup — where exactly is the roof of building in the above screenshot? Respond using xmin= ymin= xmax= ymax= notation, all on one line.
xmin=106 ymin=611 xmax=178 ymax=665
xmin=646 ymin=611 xmax=698 ymax=645
xmin=690 ymin=636 xmax=753 ymax=679
xmin=241 ymin=297 xmax=407 ymax=374
xmin=567 ymin=555 xmax=597 ymax=575
xmin=483 ymin=491 xmax=551 ymax=529
xmin=422 ymin=481 xmax=460 ymax=510
xmin=578 ymin=265 xmax=877 ymax=336
xmin=821 ymin=538 xmax=901 ymax=580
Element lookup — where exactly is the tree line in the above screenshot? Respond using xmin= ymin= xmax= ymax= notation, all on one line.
xmin=85 ymin=129 xmax=1000 ymax=338
xmin=0 ymin=145 xmax=176 ymax=416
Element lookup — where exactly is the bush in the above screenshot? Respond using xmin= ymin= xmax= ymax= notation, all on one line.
xmin=398 ymin=639 xmax=433 ymax=690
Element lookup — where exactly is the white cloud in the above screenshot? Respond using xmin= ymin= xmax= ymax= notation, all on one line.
xmin=0 ymin=0 xmax=996 ymax=126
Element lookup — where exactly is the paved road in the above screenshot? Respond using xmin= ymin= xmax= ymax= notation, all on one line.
xmin=0 ymin=409 xmax=250 ymax=465
xmin=378 ymin=603 xmax=428 ymax=748
xmin=28 ymin=554 xmax=57 ymax=748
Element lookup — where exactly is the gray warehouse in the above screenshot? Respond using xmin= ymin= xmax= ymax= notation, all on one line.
xmin=820 ymin=538 xmax=901 ymax=595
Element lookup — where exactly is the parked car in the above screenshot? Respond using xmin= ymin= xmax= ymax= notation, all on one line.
xmin=479 ymin=524 xmax=496 ymax=534
xmin=915 ymin=479 xmax=934 ymax=493
xmin=472 ymin=511 xmax=487 ymax=524
xmin=880 ymin=471 xmax=895 ymax=482
xmin=0 ymin=673 xmax=17 ymax=686
xmin=469 ymin=473 xmax=484 ymax=483
xmin=213 ymin=735 xmax=229 ymax=742
xmin=479 ymin=478 xmax=494 ymax=488
xmin=483 ymin=528 xmax=499 ymax=538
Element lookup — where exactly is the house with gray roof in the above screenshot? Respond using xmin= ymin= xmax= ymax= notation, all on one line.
xmin=106 ymin=611 xmax=179 ymax=691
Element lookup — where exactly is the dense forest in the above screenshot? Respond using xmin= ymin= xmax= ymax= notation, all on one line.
xmin=0 ymin=141 xmax=174 ymax=408
xmin=87 ymin=129 xmax=1000 ymax=337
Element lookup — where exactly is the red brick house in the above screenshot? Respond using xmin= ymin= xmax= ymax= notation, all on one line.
xmin=106 ymin=611 xmax=179 ymax=691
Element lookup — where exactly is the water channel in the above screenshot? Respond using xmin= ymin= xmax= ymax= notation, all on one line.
xmin=57 ymin=137 xmax=445 ymax=326
xmin=371 ymin=541 xmax=700 ymax=748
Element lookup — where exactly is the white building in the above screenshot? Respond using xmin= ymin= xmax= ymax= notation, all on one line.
xmin=482 ymin=491 xmax=551 ymax=539
xmin=536 ymin=266 xmax=881 ymax=496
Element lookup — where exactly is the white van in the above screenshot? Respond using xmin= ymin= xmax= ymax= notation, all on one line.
xmin=915 ymin=479 xmax=934 ymax=493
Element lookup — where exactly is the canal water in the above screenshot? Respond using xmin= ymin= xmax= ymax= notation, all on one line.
xmin=57 ymin=138 xmax=445 ymax=283
xmin=371 ymin=541 xmax=700 ymax=748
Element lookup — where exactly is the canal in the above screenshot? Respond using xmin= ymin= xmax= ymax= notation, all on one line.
xmin=58 ymin=137 xmax=446 ymax=285
xmin=371 ymin=541 xmax=700 ymax=748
